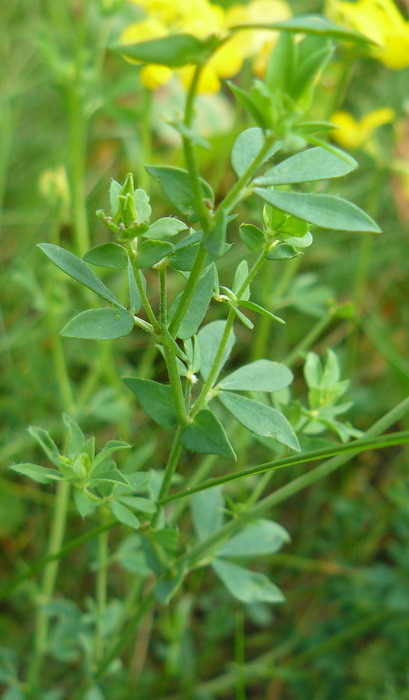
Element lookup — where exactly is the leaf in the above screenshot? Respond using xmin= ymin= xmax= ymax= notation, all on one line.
xmin=181 ymin=410 xmax=236 ymax=458
xmin=91 ymin=440 xmax=131 ymax=474
xmin=203 ymin=211 xmax=227 ymax=257
xmin=265 ymin=31 xmax=296 ymax=93
xmin=123 ymin=378 xmax=178 ymax=428
xmin=74 ymin=491 xmax=97 ymax=518
xmin=110 ymin=500 xmax=140 ymax=529
xmin=38 ymin=243 xmax=124 ymax=308
xmin=175 ymin=264 xmax=217 ymax=340
xmin=116 ymin=33 xmax=221 ymax=67
xmin=89 ymin=467 xmax=132 ymax=488
xmin=239 ymin=223 xmax=265 ymax=252
xmin=227 ymin=82 xmax=265 ymax=128
xmin=197 ymin=320 xmax=235 ymax=381
xmin=219 ymin=360 xmax=293 ymax=393
xmin=134 ymin=239 xmax=175 ymax=268
xmin=231 ymin=128 xmax=280 ymax=177
xmin=212 ymin=559 xmax=285 ymax=604
xmin=218 ymin=391 xmax=299 ymax=451
xmin=61 ymin=308 xmax=134 ymax=340
xmin=239 ymin=300 xmax=285 ymax=325
xmin=28 ymin=426 xmax=60 ymax=466
xmin=217 ymin=520 xmax=290 ymax=557
xmin=128 ymin=260 xmax=144 ymax=314
xmin=232 ymin=260 xmax=250 ymax=301
xmin=146 ymin=165 xmax=214 ymax=218
xmin=134 ymin=188 xmax=151 ymax=224
xmin=118 ymin=496 xmax=156 ymax=514
xmin=255 ymin=147 xmax=357 ymax=186
xmin=63 ymin=414 xmax=86 ymax=457
xmin=83 ymin=243 xmax=128 ymax=269
xmin=230 ymin=15 xmax=372 ymax=44
xmin=254 ymin=189 xmax=381 ymax=233
xmin=266 ymin=243 xmax=300 ymax=260
xmin=191 ymin=486 xmax=224 ymax=542
xmin=9 ymin=463 xmax=63 ymax=484
xmin=145 ymin=217 xmax=188 ymax=240
xmin=226 ymin=301 xmax=254 ymax=330
xmin=155 ymin=568 xmax=186 ymax=605
xmin=150 ymin=528 xmax=179 ymax=552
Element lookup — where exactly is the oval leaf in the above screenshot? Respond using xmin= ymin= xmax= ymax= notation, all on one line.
xmin=135 ymin=239 xmax=175 ymax=268
xmin=212 ymin=559 xmax=285 ymax=604
xmin=217 ymin=519 xmax=290 ymax=557
xmin=146 ymin=165 xmax=214 ymax=218
xmin=38 ymin=243 xmax=124 ymax=307
xmin=218 ymin=391 xmax=299 ymax=451
xmin=231 ymin=128 xmax=280 ymax=177
xmin=219 ymin=360 xmax=293 ymax=392
xmin=110 ymin=500 xmax=140 ymax=529
xmin=83 ymin=243 xmax=128 ymax=269
xmin=255 ymin=146 xmax=357 ymax=185
xmin=61 ymin=308 xmax=134 ymax=340
xmin=197 ymin=321 xmax=235 ymax=381
xmin=192 ymin=486 xmax=224 ymax=542
xmin=181 ymin=409 xmax=236 ymax=458
xmin=117 ymin=33 xmax=220 ymax=67
xmin=254 ymin=188 xmax=381 ymax=233
xmin=10 ymin=463 xmax=63 ymax=484
xmin=145 ymin=217 xmax=188 ymax=240
xmin=174 ymin=264 xmax=217 ymax=340
xmin=123 ymin=378 xmax=178 ymax=428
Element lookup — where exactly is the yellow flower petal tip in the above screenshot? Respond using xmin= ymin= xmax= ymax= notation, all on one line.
xmin=331 ymin=108 xmax=395 ymax=149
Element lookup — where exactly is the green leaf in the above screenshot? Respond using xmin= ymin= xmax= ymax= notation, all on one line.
xmin=116 ymin=33 xmax=220 ymax=67
xmin=60 ymin=308 xmax=134 ymax=340
xmin=255 ymin=147 xmax=357 ymax=186
xmin=90 ymin=467 xmax=132 ymax=488
xmin=155 ymin=567 xmax=186 ymax=605
xmin=219 ymin=360 xmax=292 ymax=393
xmin=230 ymin=15 xmax=372 ymax=44
xmin=63 ymin=414 xmax=86 ymax=457
xmin=218 ymin=391 xmax=299 ymax=451
xmin=134 ymin=239 xmax=175 ymax=268
xmin=91 ymin=440 xmax=131 ymax=473
xmin=145 ymin=217 xmax=188 ymax=240
xmin=266 ymin=243 xmax=300 ymax=260
xmin=109 ymin=179 xmax=122 ymax=218
xmin=265 ymin=31 xmax=296 ymax=93
xmin=149 ymin=528 xmax=179 ymax=552
xmin=123 ymin=378 xmax=178 ymax=428
xmin=10 ymin=463 xmax=63 ymax=484
xmin=176 ymin=264 xmax=217 ymax=340
xmin=254 ymin=189 xmax=381 ymax=233
xmin=146 ymin=165 xmax=214 ymax=218
xmin=227 ymin=81 xmax=266 ymax=128
xmin=217 ymin=519 xmax=290 ymax=557
xmin=231 ymin=128 xmax=280 ymax=177
xmin=226 ymin=301 xmax=254 ymax=330
xmin=239 ymin=223 xmax=265 ymax=252
xmin=38 ymin=243 xmax=124 ymax=308
xmin=191 ymin=486 xmax=224 ymax=542
xmin=232 ymin=261 xmax=250 ymax=301
xmin=118 ymin=496 xmax=156 ymax=514
xmin=212 ymin=559 xmax=284 ymax=604
xmin=197 ymin=320 xmax=235 ymax=381
xmin=83 ymin=243 xmax=128 ymax=269
xmin=128 ymin=260 xmax=144 ymax=314
xmin=28 ymin=426 xmax=60 ymax=466
xmin=239 ymin=300 xmax=285 ymax=325
xmin=74 ymin=491 xmax=97 ymax=518
xmin=134 ymin=188 xmax=151 ymax=224
xmin=290 ymin=35 xmax=333 ymax=102
xmin=203 ymin=211 xmax=227 ymax=257
xmin=181 ymin=410 xmax=236 ymax=458
xmin=109 ymin=500 xmax=140 ymax=529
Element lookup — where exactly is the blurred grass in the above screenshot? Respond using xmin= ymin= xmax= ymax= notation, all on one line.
xmin=1 ymin=1 xmax=409 ymax=698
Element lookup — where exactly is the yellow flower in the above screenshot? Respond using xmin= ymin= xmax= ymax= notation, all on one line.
xmin=326 ymin=0 xmax=409 ymax=69
xmin=120 ymin=18 xmax=173 ymax=89
xmin=331 ymin=107 xmax=395 ymax=149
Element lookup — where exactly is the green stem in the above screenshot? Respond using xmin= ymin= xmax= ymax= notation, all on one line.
xmin=162 ymin=337 xmax=189 ymax=427
xmin=96 ymin=524 xmax=109 ymax=661
xmin=126 ymin=245 xmax=160 ymax=332
xmin=158 ymin=265 xmax=168 ymax=327
xmin=214 ymin=133 xmax=276 ymax=218
xmin=168 ymin=245 xmax=207 ymax=337
xmin=27 ymin=480 xmax=71 ymax=691
xmin=151 ymin=428 xmax=182 ymax=527
xmin=284 ymin=310 xmax=336 ymax=368
xmin=191 ymin=247 xmax=267 ymax=416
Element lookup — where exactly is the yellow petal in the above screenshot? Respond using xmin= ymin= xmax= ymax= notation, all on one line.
xmin=140 ymin=64 xmax=173 ymax=89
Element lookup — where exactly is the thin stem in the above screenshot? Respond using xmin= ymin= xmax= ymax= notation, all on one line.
xmin=151 ymin=428 xmax=182 ymax=527
xmin=191 ymin=247 xmax=267 ymax=416
xmin=126 ymin=245 xmax=160 ymax=332
xmin=158 ymin=264 xmax=168 ymax=327
xmin=96 ymin=525 xmax=109 ymax=661
xmin=284 ymin=310 xmax=336 ymax=368
xmin=168 ymin=245 xmax=207 ymax=337
xmin=162 ymin=339 xmax=189 ymax=427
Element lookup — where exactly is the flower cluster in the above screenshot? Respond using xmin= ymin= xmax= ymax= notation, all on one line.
xmin=326 ymin=0 xmax=409 ymax=69
xmin=120 ymin=0 xmax=291 ymax=92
